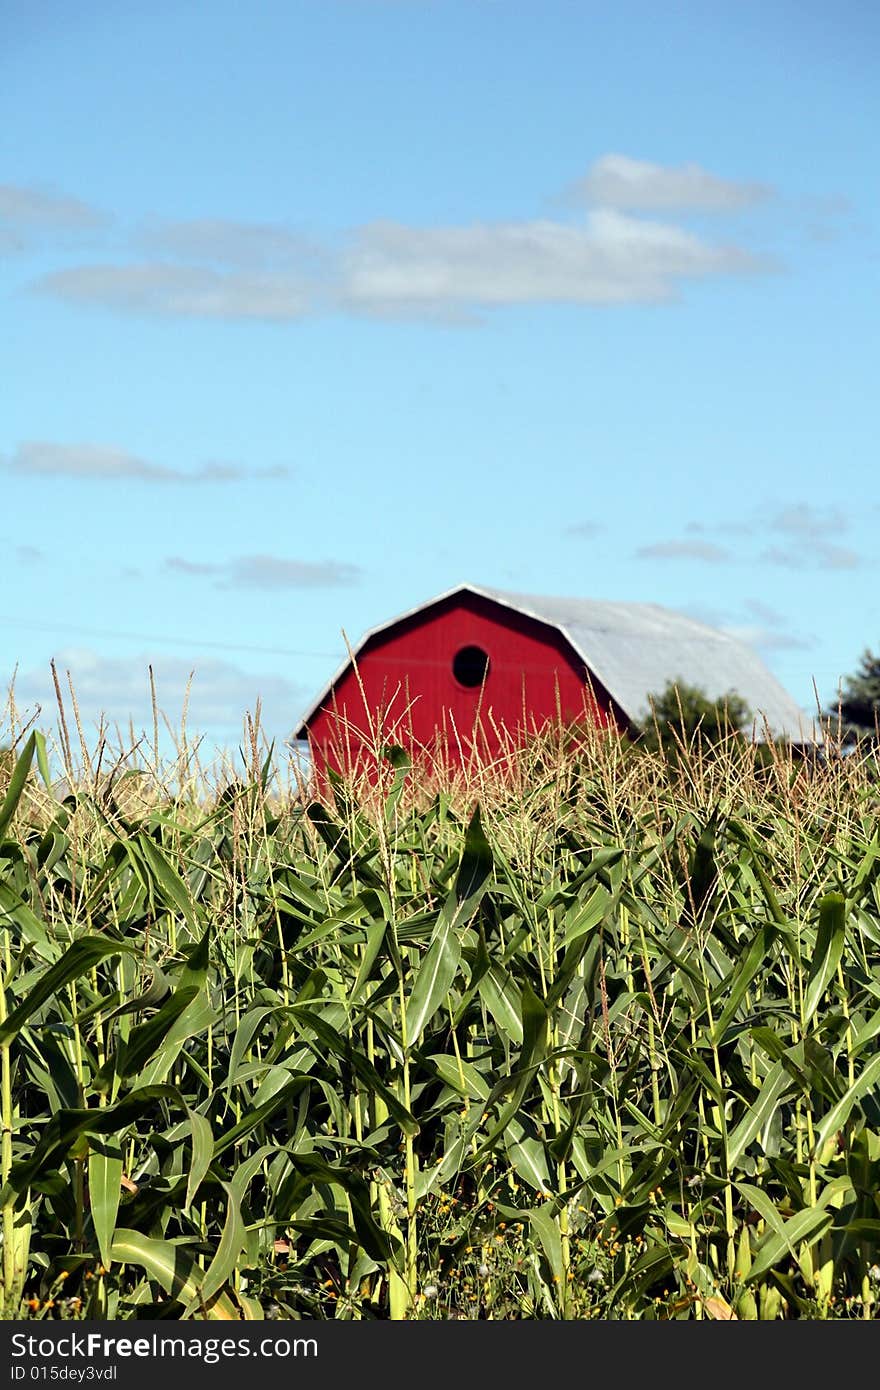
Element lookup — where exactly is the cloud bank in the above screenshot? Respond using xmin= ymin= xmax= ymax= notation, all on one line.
xmin=641 ymin=501 xmax=864 ymax=572
xmin=166 ymin=554 xmax=362 ymax=589
xmin=573 ymin=154 xmax=772 ymax=212
xmin=27 ymin=156 xmax=774 ymax=322
xmin=1 ymin=183 xmax=108 ymax=254
xmin=7 ymin=441 xmax=288 ymax=483
xmin=636 ymin=539 xmax=733 ymax=563
xmin=36 ymin=264 xmax=314 ymax=321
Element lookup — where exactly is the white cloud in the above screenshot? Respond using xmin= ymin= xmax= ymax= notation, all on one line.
xmin=35 ymin=264 xmax=314 ymax=320
xmin=722 ymin=623 xmax=813 ymax=653
xmin=0 ymin=184 xmax=109 ymax=257
xmin=7 ymin=441 xmax=287 ymax=483
xmin=0 ymin=184 xmax=107 ymax=230
xmin=770 ymin=503 xmax=849 ymax=538
xmin=165 ymin=558 xmax=220 ymax=577
xmin=574 ymin=154 xmax=772 ymax=212
xmin=166 ymin=554 xmax=362 ymax=589
xmin=743 ymin=598 xmax=787 ymax=627
xmin=340 ymin=211 xmax=765 ymax=316
xmin=636 ymin=539 xmax=733 ymax=563
xmin=723 ymin=605 xmax=814 ymax=651
xmin=31 ymin=174 xmax=771 ymax=321
xmin=761 ymin=542 xmax=860 ymax=571
xmin=137 ymin=217 xmax=324 ymax=270
xmin=682 ymin=600 xmax=814 ymax=656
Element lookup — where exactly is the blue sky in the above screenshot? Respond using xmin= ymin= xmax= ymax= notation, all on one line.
xmin=2 ymin=0 xmax=878 ymax=768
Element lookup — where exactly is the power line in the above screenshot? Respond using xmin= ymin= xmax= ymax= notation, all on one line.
xmin=0 ymin=614 xmax=342 ymax=661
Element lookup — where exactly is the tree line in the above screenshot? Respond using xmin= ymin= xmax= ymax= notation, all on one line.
xmin=641 ymin=647 xmax=880 ymax=754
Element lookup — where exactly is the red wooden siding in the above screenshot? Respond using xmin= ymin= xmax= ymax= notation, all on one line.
xmin=303 ymin=591 xmax=621 ymax=777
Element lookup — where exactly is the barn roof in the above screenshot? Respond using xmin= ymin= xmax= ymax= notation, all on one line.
xmin=293 ymin=583 xmax=818 ymax=742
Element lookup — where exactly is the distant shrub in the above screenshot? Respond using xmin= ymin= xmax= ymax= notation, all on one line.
xmin=637 ymin=678 xmax=752 ymax=761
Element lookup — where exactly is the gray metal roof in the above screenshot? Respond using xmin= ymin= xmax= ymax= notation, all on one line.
xmin=294 ymin=582 xmax=818 ymax=742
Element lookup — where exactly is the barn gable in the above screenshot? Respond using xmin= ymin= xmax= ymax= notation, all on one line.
xmin=293 ymin=582 xmax=816 ymax=751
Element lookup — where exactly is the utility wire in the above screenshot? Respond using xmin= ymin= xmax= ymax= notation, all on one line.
xmin=0 ymin=614 xmax=343 ymax=661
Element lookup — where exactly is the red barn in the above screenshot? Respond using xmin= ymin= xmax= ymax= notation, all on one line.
xmin=293 ymin=583 xmax=813 ymax=779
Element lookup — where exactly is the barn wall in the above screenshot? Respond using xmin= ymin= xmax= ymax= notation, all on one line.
xmin=305 ymin=591 xmax=619 ymax=776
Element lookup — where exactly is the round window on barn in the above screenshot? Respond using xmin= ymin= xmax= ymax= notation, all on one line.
xmin=453 ymin=645 xmax=490 ymax=688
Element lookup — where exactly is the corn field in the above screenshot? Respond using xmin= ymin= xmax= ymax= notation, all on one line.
xmin=1 ymin=708 xmax=879 ymax=1321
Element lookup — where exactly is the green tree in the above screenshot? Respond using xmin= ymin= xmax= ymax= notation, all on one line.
xmin=637 ymin=679 xmax=752 ymax=759
xmin=825 ymin=648 xmax=880 ymax=744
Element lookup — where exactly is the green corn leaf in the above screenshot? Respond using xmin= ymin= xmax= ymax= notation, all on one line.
xmin=198 ymin=1179 xmax=247 ymax=1305
xmin=679 ymin=807 xmax=722 ymax=929
xmin=504 ymin=1125 xmax=551 ymax=1195
xmin=405 ymin=805 xmax=492 ymax=1045
xmin=136 ymin=833 xmax=197 ymax=926
xmin=184 ymin=1105 xmax=214 ymax=1210
xmin=479 ymin=981 xmax=549 ymax=1150
xmin=710 ymin=923 xmax=777 ymax=1043
xmin=405 ymin=909 xmax=462 ymax=1046
xmin=382 ymin=744 xmax=412 ymax=823
xmin=529 ymin=1204 xmax=564 ymax=1283
xmin=112 ymin=986 xmax=199 ymax=1078
xmin=211 ymin=1076 xmax=311 ymax=1158
xmin=0 ymin=937 xmax=132 ymax=1046
xmin=88 ymin=1138 xmax=124 ymax=1269
xmin=545 ymin=929 xmax=601 ymax=1010
xmin=135 ymin=992 xmax=216 ymax=1090
xmin=803 ymin=893 xmax=847 ymax=1026
xmin=563 ymin=884 xmax=611 ymax=946
xmin=306 ymin=803 xmax=382 ymax=887
xmin=351 ymin=916 xmax=389 ymax=1003
xmin=0 ymin=732 xmax=37 ymax=841
xmin=290 ymin=1007 xmax=418 ymax=1136
xmin=108 ymin=1230 xmax=240 ymax=1319
xmin=228 ymin=1007 xmax=275 ymax=1086
xmin=276 ymin=1151 xmax=399 ymax=1262
xmin=851 ymin=1004 xmax=880 ymax=1057
xmin=851 ymin=832 xmax=880 ymax=903
xmin=734 ymin=1181 xmax=792 ymax=1246
xmin=429 ymin=1052 xmax=490 ymax=1101
xmin=746 ymin=1206 xmax=835 ymax=1284
xmin=813 ymin=1052 xmax=880 ymax=1157
xmin=0 ymin=879 xmax=53 ymax=959
xmin=102 ymin=964 xmax=171 ymax=1022
xmin=2 ymin=1085 xmax=180 ymax=1197
xmin=454 ymin=804 xmax=493 ymax=902
xmin=177 ymin=925 xmax=212 ymax=989
xmin=478 ymin=964 xmax=523 ymax=1044
xmin=34 ymin=731 xmax=52 ymax=790
xmin=727 ymin=1061 xmax=794 ymax=1169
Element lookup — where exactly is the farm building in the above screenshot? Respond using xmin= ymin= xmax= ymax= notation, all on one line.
xmin=293 ymin=583 xmax=815 ymax=776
